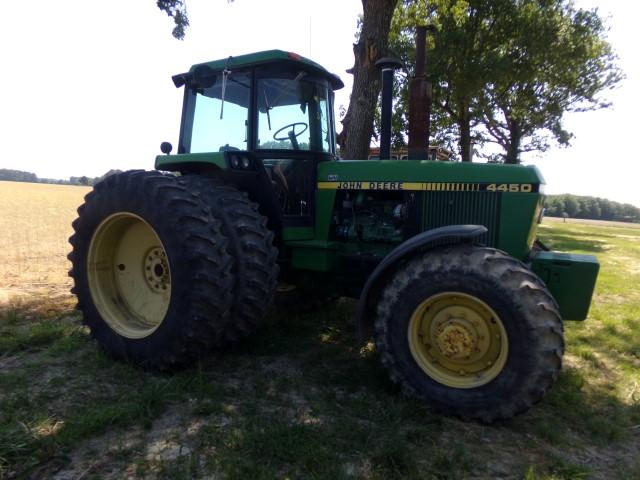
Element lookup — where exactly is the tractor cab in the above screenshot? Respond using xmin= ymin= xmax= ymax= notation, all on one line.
xmin=159 ymin=50 xmax=343 ymax=226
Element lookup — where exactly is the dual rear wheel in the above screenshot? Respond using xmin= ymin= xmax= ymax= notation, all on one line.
xmin=68 ymin=171 xmax=278 ymax=369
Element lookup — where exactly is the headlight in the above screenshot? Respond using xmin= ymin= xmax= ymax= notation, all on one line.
xmin=230 ymin=154 xmax=240 ymax=168
xmin=241 ymin=156 xmax=251 ymax=169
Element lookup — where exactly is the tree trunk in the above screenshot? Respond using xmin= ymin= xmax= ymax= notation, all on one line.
xmin=504 ymin=120 xmax=521 ymax=164
xmin=337 ymin=0 xmax=398 ymax=159
xmin=458 ymin=106 xmax=473 ymax=162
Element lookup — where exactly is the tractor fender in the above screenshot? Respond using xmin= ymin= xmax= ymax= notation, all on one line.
xmin=355 ymin=224 xmax=488 ymax=343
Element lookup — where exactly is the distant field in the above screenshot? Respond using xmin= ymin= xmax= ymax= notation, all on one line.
xmin=0 ymin=181 xmax=89 ymax=306
xmin=545 ymin=215 xmax=640 ymax=229
xmin=1 ymin=182 xmax=640 ymax=479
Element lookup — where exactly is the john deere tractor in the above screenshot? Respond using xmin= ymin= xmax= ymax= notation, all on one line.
xmin=69 ymin=50 xmax=599 ymax=422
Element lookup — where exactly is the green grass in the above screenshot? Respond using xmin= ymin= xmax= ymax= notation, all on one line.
xmin=1 ymin=219 xmax=639 ymax=478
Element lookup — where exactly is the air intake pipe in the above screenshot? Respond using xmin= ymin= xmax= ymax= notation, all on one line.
xmin=375 ymin=57 xmax=403 ymax=160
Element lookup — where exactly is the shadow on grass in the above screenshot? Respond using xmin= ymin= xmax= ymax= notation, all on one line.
xmin=538 ymin=233 xmax=609 ymax=253
xmin=1 ymin=300 xmax=450 ymax=479
xmin=2 ymin=298 xmax=639 ymax=479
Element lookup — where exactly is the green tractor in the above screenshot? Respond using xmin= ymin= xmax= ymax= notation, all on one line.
xmin=69 ymin=50 xmax=599 ymax=422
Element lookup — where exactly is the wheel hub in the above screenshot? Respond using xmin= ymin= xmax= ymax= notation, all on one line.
xmin=144 ymin=248 xmax=170 ymax=293
xmin=408 ymin=292 xmax=508 ymax=388
xmin=436 ymin=320 xmax=475 ymax=359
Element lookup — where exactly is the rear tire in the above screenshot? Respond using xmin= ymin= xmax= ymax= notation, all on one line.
xmin=179 ymin=175 xmax=279 ymax=343
xmin=374 ymin=245 xmax=564 ymax=422
xmin=68 ymin=170 xmax=234 ymax=369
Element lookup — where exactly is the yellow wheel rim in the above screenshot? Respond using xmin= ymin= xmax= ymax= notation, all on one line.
xmin=87 ymin=213 xmax=171 ymax=339
xmin=408 ymin=292 xmax=508 ymax=389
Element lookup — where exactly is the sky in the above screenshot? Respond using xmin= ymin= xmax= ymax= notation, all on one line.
xmin=0 ymin=0 xmax=637 ymax=206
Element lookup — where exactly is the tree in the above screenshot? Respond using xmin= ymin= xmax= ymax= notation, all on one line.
xmin=544 ymin=194 xmax=640 ymax=223
xmin=391 ymin=0 xmax=515 ymax=161
xmin=562 ymin=195 xmax=579 ymax=217
xmin=480 ymin=2 xmax=621 ymax=163
xmin=157 ymin=0 xmax=189 ymax=39
xmin=0 ymin=169 xmax=38 ymax=183
xmin=389 ymin=0 xmax=621 ymax=163
xmin=337 ymin=0 xmax=400 ymax=159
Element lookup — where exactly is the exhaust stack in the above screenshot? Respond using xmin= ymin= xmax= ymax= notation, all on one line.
xmin=375 ymin=57 xmax=403 ymax=160
xmin=408 ymin=26 xmax=434 ymax=160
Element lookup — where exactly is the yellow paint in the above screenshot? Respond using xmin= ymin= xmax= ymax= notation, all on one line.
xmin=407 ymin=292 xmax=509 ymax=389
xmin=87 ymin=212 xmax=171 ymax=339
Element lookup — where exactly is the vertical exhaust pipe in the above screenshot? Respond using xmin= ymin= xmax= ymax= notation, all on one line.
xmin=408 ymin=25 xmax=434 ymax=160
xmin=375 ymin=57 xmax=403 ymax=160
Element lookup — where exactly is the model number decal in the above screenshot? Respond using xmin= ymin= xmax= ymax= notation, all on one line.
xmin=485 ymin=183 xmax=533 ymax=193
xmin=317 ymin=182 xmax=538 ymax=193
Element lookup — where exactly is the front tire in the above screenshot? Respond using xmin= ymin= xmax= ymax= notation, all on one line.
xmin=374 ymin=245 xmax=564 ymax=422
xmin=68 ymin=171 xmax=234 ymax=369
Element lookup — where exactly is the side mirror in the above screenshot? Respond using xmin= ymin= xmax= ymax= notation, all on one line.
xmin=160 ymin=142 xmax=173 ymax=155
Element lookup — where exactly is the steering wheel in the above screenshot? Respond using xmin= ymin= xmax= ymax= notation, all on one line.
xmin=273 ymin=122 xmax=308 ymax=141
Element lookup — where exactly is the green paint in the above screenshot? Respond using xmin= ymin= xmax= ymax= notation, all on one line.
xmin=282 ymin=226 xmax=314 ymax=241
xmin=317 ymin=159 xmax=543 ymax=184
xmin=314 ymin=189 xmax=337 ymax=240
xmin=531 ymin=251 xmax=600 ymax=320
xmin=189 ymin=50 xmax=343 ymax=89
xmin=287 ymin=240 xmax=340 ymax=271
xmin=498 ymin=193 xmax=541 ymax=260
xmin=155 ymin=152 xmax=227 ymax=171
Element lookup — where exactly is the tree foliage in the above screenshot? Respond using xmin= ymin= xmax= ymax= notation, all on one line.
xmin=389 ymin=0 xmax=621 ymax=163
xmin=544 ymin=194 xmax=640 ymax=223
xmin=157 ymin=0 xmax=190 ymax=40
xmin=0 ymin=169 xmax=120 ymax=186
xmin=0 ymin=169 xmax=38 ymax=183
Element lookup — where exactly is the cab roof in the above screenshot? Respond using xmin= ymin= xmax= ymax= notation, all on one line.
xmin=172 ymin=49 xmax=344 ymax=90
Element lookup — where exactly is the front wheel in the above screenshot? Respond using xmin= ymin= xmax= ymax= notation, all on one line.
xmin=374 ymin=245 xmax=564 ymax=422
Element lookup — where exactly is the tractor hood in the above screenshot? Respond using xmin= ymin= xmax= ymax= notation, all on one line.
xmin=317 ymin=160 xmax=545 ymax=193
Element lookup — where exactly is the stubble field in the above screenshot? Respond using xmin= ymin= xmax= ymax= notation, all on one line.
xmin=1 ymin=181 xmax=639 ymax=479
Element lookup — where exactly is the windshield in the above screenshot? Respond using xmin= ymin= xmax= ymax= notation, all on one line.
xmin=186 ymin=71 xmax=251 ymax=153
xmin=257 ymin=73 xmax=331 ymax=153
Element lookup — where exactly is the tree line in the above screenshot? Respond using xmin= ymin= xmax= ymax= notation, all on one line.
xmin=0 ymin=169 xmax=121 ymax=186
xmin=544 ymin=194 xmax=640 ymax=223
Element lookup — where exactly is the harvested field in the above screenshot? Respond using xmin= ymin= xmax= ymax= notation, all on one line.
xmin=0 ymin=181 xmax=89 ymax=306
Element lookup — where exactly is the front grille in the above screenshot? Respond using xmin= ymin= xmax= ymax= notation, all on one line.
xmin=422 ymin=191 xmax=501 ymax=246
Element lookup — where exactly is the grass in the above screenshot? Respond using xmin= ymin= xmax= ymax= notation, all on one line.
xmin=1 ymin=183 xmax=640 ymax=478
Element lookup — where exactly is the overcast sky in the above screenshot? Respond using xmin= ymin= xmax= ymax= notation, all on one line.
xmin=0 ymin=0 xmax=637 ymax=206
